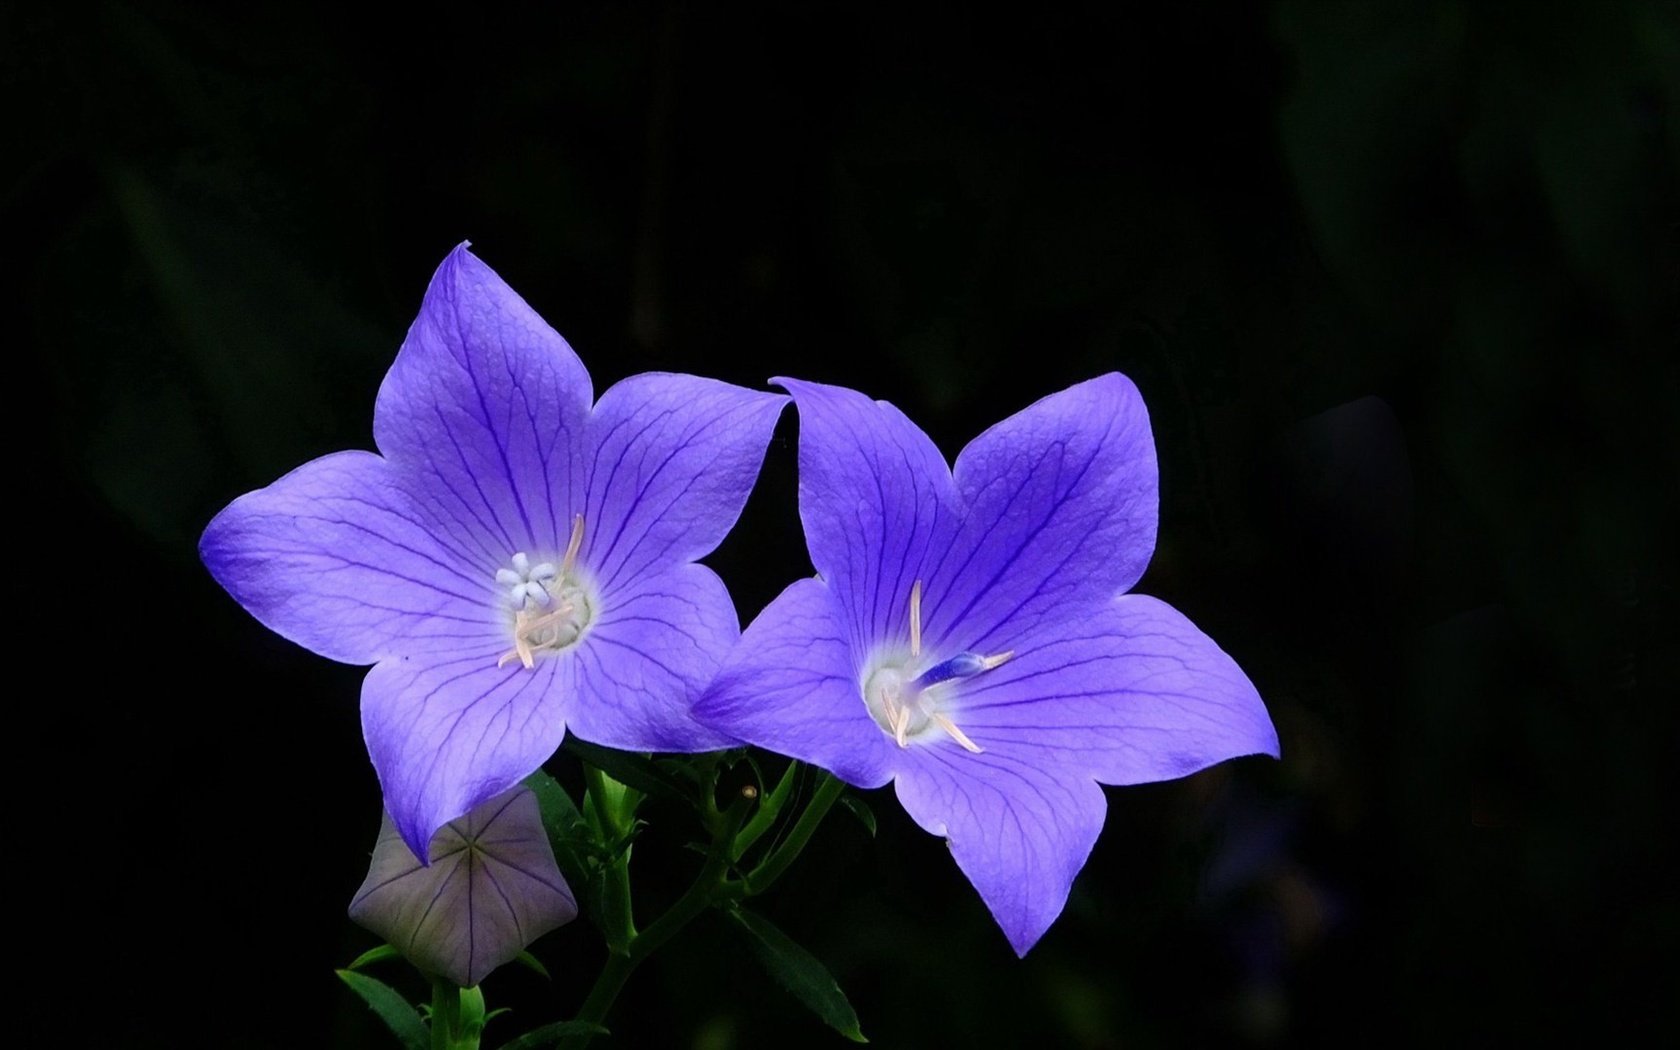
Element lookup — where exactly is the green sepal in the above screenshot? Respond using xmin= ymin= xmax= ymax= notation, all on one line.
xmin=335 ymin=969 xmax=429 ymax=1050
xmin=459 ymin=985 xmax=488 ymax=1041
xmin=724 ymin=906 xmax=868 ymax=1043
xmin=491 ymin=1020 xmax=611 ymax=1049
xmin=346 ymin=944 xmax=403 ymax=971
xmin=514 ymin=951 xmax=551 ymax=979
xmin=837 ymin=794 xmax=877 ymax=838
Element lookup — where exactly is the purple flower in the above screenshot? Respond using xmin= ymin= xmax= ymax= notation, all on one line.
xmin=350 ymin=786 xmax=577 ymax=987
xmin=695 ymin=376 xmax=1279 ymax=955
xmin=201 ymin=245 xmax=785 ymax=859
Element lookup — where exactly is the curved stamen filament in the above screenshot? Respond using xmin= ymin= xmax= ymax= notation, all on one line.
xmin=561 ymin=513 xmax=584 ymax=574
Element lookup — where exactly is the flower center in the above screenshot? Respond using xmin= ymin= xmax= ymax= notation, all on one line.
xmin=859 ymin=580 xmax=1011 ymax=753
xmin=497 ymin=514 xmax=596 ymax=670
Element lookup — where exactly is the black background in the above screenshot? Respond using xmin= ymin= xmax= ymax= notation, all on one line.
xmin=14 ymin=1 xmax=1677 ymax=1046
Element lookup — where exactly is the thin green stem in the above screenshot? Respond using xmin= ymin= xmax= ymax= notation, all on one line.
xmin=733 ymin=760 xmax=802 ymax=860
xmin=743 ymin=771 xmax=845 ymax=895
xmin=630 ymin=797 xmax=749 ymax=961
xmin=584 ymin=764 xmax=637 ymax=949
xmin=559 ymin=795 xmax=752 ymax=1050
xmin=559 ymin=951 xmax=634 ymax=1049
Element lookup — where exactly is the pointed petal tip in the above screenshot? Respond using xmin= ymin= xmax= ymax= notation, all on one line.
xmin=395 ymin=818 xmax=439 ymax=868
xmin=1006 ymin=928 xmax=1041 ymax=959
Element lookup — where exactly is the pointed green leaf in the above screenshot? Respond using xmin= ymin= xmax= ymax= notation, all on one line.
xmin=837 ymin=795 xmax=877 ymax=838
xmin=726 ymin=908 xmax=867 ymax=1042
xmin=335 ymin=970 xmax=429 ymax=1050
xmin=514 ymin=951 xmax=551 ymax=979
xmin=492 ymin=1020 xmax=611 ymax=1049
xmin=346 ymin=944 xmax=402 ymax=971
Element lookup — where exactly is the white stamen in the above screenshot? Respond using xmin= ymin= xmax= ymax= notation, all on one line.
xmin=862 ymin=581 xmax=1012 ymax=753
xmin=932 ymin=713 xmax=984 ymax=753
xmin=561 ymin=514 xmax=585 ymax=574
xmin=910 ymin=579 xmax=923 ymax=658
xmin=887 ymin=691 xmax=909 ymax=748
xmin=495 ymin=517 xmax=593 ymax=671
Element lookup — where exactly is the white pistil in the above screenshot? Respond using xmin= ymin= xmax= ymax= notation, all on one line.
xmin=865 ymin=579 xmax=1011 ymax=754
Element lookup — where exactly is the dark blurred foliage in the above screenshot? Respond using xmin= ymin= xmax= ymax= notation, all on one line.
xmin=10 ymin=0 xmax=1677 ymax=1046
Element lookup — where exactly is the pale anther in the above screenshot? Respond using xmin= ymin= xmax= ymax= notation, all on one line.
xmin=932 ymin=713 xmax=983 ymax=753
xmin=910 ymin=579 xmax=922 ymax=658
xmin=561 ymin=514 xmax=585 ymax=574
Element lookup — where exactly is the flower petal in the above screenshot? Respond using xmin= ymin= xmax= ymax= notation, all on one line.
xmin=564 ymin=562 xmax=741 ymax=753
xmin=582 ymin=374 xmax=786 ymax=593
xmin=694 ymin=578 xmax=897 ymax=788
xmin=373 ymin=244 xmax=591 ymax=566
xmin=776 ymin=377 xmax=960 ymax=654
xmin=200 ymin=450 xmax=498 ymax=664
xmin=361 ymin=645 xmax=573 ymax=859
xmin=954 ymin=593 xmax=1279 ymax=783
xmin=922 ymin=373 xmax=1158 ymax=654
xmin=894 ymin=748 xmax=1106 ymax=956
xmin=349 ymin=787 xmax=578 ymax=987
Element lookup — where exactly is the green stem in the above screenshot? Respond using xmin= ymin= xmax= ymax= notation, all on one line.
xmin=559 ymin=796 xmax=752 ymax=1050
xmin=743 ymin=771 xmax=845 ymax=895
xmin=584 ymin=764 xmax=638 ymax=950
xmin=430 ymin=977 xmax=464 ymax=1050
xmin=732 ymin=760 xmax=802 ymax=860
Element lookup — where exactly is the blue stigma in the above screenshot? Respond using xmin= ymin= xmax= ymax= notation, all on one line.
xmin=912 ymin=652 xmax=991 ymax=689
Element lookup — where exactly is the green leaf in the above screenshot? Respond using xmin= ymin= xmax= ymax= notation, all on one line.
xmin=492 ymin=1020 xmax=611 ymax=1050
xmin=346 ymin=944 xmax=402 ymax=971
xmin=335 ymin=970 xmax=429 ymax=1050
xmin=514 ymin=951 xmax=551 ymax=979
xmin=726 ymin=908 xmax=867 ymax=1043
xmin=837 ymin=795 xmax=877 ymax=838
xmin=563 ymin=738 xmax=691 ymax=805
xmin=523 ymin=769 xmax=609 ymax=934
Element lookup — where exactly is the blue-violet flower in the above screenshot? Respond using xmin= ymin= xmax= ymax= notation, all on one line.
xmin=201 ymin=245 xmax=785 ymax=859
xmin=695 ymin=376 xmax=1278 ymax=954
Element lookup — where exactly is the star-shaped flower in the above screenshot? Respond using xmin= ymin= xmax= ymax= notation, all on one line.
xmin=201 ymin=245 xmax=785 ymax=859
xmin=695 ymin=376 xmax=1278 ymax=955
